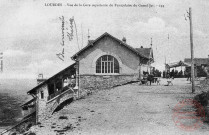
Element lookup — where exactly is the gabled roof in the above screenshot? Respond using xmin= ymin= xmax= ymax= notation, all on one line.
xmin=20 ymin=98 xmax=36 ymax=107
xmin=184 ymin=58 xmax=209 ymax=66
xmin=135 ymin=48 xmax=152 ymax=59
xmin=71 ymin=32 xmax=150 ymax=60
xmin=27 ymin=63 xmax=76 ymax=95
xmin=166 ymin=60 xmax=190 ymax=68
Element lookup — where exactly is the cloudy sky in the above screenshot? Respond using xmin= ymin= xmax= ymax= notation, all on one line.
xmin=0 ymin=0 xmax=209 ymax=79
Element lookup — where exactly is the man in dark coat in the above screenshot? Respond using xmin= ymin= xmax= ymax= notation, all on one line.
xmin=147 ymin=74 xmax=154 ymax=85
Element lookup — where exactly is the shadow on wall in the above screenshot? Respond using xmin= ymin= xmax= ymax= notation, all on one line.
xmin=52 ymin=98 xmax=74 ymax=114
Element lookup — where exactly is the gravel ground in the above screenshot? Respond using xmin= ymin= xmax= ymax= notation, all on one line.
xmin=31 ymin=78 xmax=209 ymax=135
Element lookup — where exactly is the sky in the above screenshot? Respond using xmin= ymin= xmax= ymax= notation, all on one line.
xmin=0 ymin=0 xmax=209 ymax=79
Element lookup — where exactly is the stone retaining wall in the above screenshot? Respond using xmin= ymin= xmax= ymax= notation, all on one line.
xmin=79 ymin=74 xmax=139 ymax=97
xmin=38 ymin=90 xmax=75 ymax=122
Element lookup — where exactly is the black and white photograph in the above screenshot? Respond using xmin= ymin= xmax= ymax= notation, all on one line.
xmin=0 ymin=0 xmax=209 ymax=134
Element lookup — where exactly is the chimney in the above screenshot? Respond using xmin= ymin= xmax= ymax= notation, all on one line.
xmin=37 ymin=73 xmax=47 ymax=85
xmin=122 ymin=37 xmax=126 ymax=43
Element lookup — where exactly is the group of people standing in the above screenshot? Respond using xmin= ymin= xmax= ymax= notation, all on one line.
xmin=141 ymin=72 xmax=172 ymax=86
xmin=142 ymin=72 xmax=155 ymax=85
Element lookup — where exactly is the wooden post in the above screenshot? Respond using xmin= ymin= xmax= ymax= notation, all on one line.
xmin=35 ymin=94 xmax=39 ymax=124
xmin=74 ymin=61 xmax=79 ymax=98
xmin=165 ymin=56 xmax=167 ymax=78
xmin=139 ymin=57 xmax=141 ymax=80
xmin=189 ymin=7 xmax=195 ymax=93
xmin=61 ymin=78 xmax=64 ymax=90
xmin=53 ymin=81 xmax=56 ymax=93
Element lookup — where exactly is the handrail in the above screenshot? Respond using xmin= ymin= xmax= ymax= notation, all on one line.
xmin=22 ymin=110 xmax=36 ymax=119
xmin=47 ymin=87 xmax=75 ymax=103
xmin=47 ymin=89 xmax=63 ymax=101
xmin=47 ymin=85 xmax=75 ymax=101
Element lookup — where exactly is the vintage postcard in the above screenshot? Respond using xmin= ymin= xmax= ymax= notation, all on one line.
xmin=0 ymin=0 xmax=209 ymax=134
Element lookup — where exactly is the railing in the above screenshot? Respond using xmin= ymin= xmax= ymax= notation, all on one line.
xmin=47 ymin=85 xmax=76 ymax=101
xmin=22 ymin=107 xmax=36 ymax=118
xmin=22 ymin=110 xmax=36 ymax=120
xmin=47 ymin=89 xmax=63 ymax=101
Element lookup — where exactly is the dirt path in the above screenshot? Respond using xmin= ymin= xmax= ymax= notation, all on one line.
xmin=37 ymin=78 xmax=209 ymax=135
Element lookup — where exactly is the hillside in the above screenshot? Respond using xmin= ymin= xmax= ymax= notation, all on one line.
xmin=0 ymin=79 xmax=37 ymax=132
xmin=27 ymin=79 xmax=209 ymax=135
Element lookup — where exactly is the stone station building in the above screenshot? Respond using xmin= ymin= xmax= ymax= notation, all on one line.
xmin=17 ymin=32 xmax=154 ymax=131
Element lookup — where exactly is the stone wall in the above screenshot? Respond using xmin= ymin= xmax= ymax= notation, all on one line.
xmin=79 ymin=74 xmax=139 ymax=97
xmin=36 ymin=84 xmax=48 ymax=123
xmin=37 ymin=89 xmax=75 ymax=122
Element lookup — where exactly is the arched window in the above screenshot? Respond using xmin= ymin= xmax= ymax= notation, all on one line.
xmin=96 ymin=55 xmax=119 ymax=73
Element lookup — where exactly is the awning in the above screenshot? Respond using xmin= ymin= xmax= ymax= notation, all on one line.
xmin=20 ymin=98 xmax=36 ymax=107
xmin=166 ymin=60 xmax=191 ymax=68
xmin=27 ymin=62 xmax=76 ymax=95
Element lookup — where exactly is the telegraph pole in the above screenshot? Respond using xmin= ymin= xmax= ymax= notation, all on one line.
xmin=188 ymin=7 xmax=195 ymax=93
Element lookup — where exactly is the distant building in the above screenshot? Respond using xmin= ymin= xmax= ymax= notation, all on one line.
xmin=184 ymin=56 xmax=209 ymax=77
xmin=71 ymin=32 xmax=154 ymax=95
xmin=18 ymin=32 xmax=154 ymax=129
xmin=184 ymin=57 xmax=209 ymax=67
